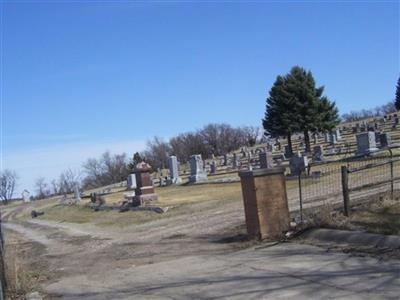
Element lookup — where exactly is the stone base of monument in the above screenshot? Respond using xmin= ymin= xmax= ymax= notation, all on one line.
xmin=132 ymin=193 xmax=159 ymax=207
xmin=356 ymin=147 xmax=379 ymax=156
xmin=189 ymin=174 xmax=208 ymax=183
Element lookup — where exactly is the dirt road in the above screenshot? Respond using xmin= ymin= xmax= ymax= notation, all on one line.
xmin=2 ymin=199 xmax=400 ymax=299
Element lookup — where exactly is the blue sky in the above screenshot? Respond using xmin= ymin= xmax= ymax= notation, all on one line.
xmin=1 ymin=0 xmax=399 ymax=194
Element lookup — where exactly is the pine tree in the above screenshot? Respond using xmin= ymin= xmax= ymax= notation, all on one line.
xmin=395 ymin=76 xmax=400 ymax=111
xmin=263 ymin=66 xmax=339 ymax=153
xmin=263 ymin=75 xmax=299 ymax=155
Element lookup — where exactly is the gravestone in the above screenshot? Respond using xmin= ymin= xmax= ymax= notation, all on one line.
xmin=284 ymin=145 xmax=292 ymax=158
xmin=259 ymin=151 xmax=273 ymax=169
xmin=312 ymin=133 xmax=317 ymax=145
xmin=133 ymin=162 xmax=158 ymax=206
xmin=324 ymin=132 xmax=330 ymax=143
xmin=189 ymin=155 xmax=208 ymax=183
xmin=74 ymin=185 xmax=81 ymax=201
xmin=380 ymin=132 xmax=391 ymax=148
xmin=393 ymin=117 xmax=399 ymax=129
xmin=22 ymin=190 xmax=30 ymax=203
xmin=223 ymin=154 xmax=228 ymax=166
xmin=329 ymin=132 xmax=337 ymax=145
xmin=356 ymin=132 xmax=378 ymax=155
xmin=127 ymin=174 xmax=137 ymax=190
xmin=210 ymin=160 xmax=217 ymax=174
xmin=232 ymin=153 xmax=238 ymax=169
xmin=334 ymin=129 xmax=341 ymax=141
xmin=289 ymin=153 xmax=308 ymax=176
xmin=352 ymin=126 xmax=358 ymax=134
xmin=312 ymin=145 xmax=324 ymax=162
xmin=168 ymin=156 xmax=182 ymax=184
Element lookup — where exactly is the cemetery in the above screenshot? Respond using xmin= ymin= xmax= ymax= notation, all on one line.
xmin=1 ymin=9 xmax=399 ymax=297
xmin=2 ymin=109 xmax=400 ymax=299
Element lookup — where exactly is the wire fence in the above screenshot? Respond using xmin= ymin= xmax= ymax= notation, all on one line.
xmin=286 ymin=146 xmax=400 ymax=219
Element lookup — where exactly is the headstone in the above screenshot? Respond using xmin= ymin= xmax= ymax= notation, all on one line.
xmin=356 ymin=132 xmax=378 ymax=155
xmin=393 ymin=117 xmax=399 ymax=129
xmin=133 ymin=162 xmax=158 ymax=206
xmin=334 ymin=129 xmax=342 ymax=141
xmin=210 ymin=161 xmax=217 ymax=174
xmin=223 ymin=154 xmax=228 ymax=166
xmin=189 ymin=155 xmax=208 ymax=183
xmin=21 ymin=190 xmax=30 ymax=203
xmin=312 ymin=145 xmax=324 ymax=162
xmin=168 ymin=156 xmax=182 ymax=184
xmin=352 ymin=126 xmax=358 ymax=134
xmin=127 ymin=174 xmax=137 ymax=190
xmin=312 ymin=133 xmax=317 ymax=145
xmin=380 ymin=132 xmax=391 ymax=148
xmin=232 ymin=153 xmax=238 ymax=169
xmin=259 ymin=151 xmax=273 ymax=169
xmin=329 ymin=132 xmax=337 ymax=145
xmin=324 ymin=132 xmax=330 ymax=143
xmin=74 ymin=185 xmax=81 ymax=201
xmin=289 ymin=153 xmax=308 ymax=176
xmin=284 ymin=145 xmax=292 ymax=158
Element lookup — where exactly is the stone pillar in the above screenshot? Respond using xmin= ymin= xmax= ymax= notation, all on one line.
xmin=239 ymin=167 xmax=290 ymax=240
xmin=168 ymin=156 xmax=182 ymax=184
xmin=259 ymin=152 xmax=273 ymax=169
xmin=189 ymin=155 xmax=208 ymax=183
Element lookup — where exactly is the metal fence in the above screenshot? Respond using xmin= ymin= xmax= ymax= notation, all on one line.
xmin=286 ymin=146 xmax=400 ymax=219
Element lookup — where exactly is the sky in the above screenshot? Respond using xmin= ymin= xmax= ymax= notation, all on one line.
xmin=1 ymin=0 xmax=399 ymax=195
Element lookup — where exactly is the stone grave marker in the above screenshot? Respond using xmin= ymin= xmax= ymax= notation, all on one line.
xmin=127 ymin=174 xmax=137 ymax=190
xmin=168 ymin=156 xmax=182 ymax=184
xmin=312 ymin=145 xmax=324 ymax=162
xmin=189 ymin=155 xmax=208 ymax=183
xmin=380 ymin=132 xmax=391 ymax=148
xmin=356 ymin=132 xmax=378 ymax=155
xmin=289 ymin=153 xmax=308 ymax=176
xmin=259 ymin=151 xmax=273 ymax=169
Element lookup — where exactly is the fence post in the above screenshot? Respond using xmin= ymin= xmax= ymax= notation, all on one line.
xmin=341 ymin=165 xmax=350 ymax=217
xmin=298 ymin=171 xmax=303 ymax=222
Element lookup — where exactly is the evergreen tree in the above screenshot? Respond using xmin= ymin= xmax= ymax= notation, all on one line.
xmin=263 ymin=75 xmax=299 ymax=155
xmin=395 ymin=76 xmax=400 ymax=111
xmin=263 ymin=66 xmax=339 ymax=153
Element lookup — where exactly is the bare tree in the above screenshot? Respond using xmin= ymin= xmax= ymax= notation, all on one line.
xmin=82 ymin=152 xmax=130 ymax=189
xmin=35 ymin=177 xmax=50 ymax=199
xmin=0 ymin=169 xmax=18 ymax=204
xmin=59 ymin=169 xmax=81 ymax=194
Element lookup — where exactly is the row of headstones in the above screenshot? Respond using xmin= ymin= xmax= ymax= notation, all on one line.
xmin=349 ymin=115 xmax=399 ymax=134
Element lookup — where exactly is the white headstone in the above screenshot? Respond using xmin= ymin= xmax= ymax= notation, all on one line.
xmin=21 ymin=190 xmax=30 ymax=203
xmin=189 ymin=155 xmax=208 ymax=183
xmin=168 ymin=156 xmax=182 ymax=184
xmin=127 ymin=174 xmax=137 ymax=190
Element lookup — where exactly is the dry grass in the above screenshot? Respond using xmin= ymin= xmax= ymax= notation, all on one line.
xmin=30 ymin=182 xmax=243 ymax=227
xmin=349 ymin=199 xmax=400 ymax=235
xmin=4 ymin=231 xmax=49 ymax=299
